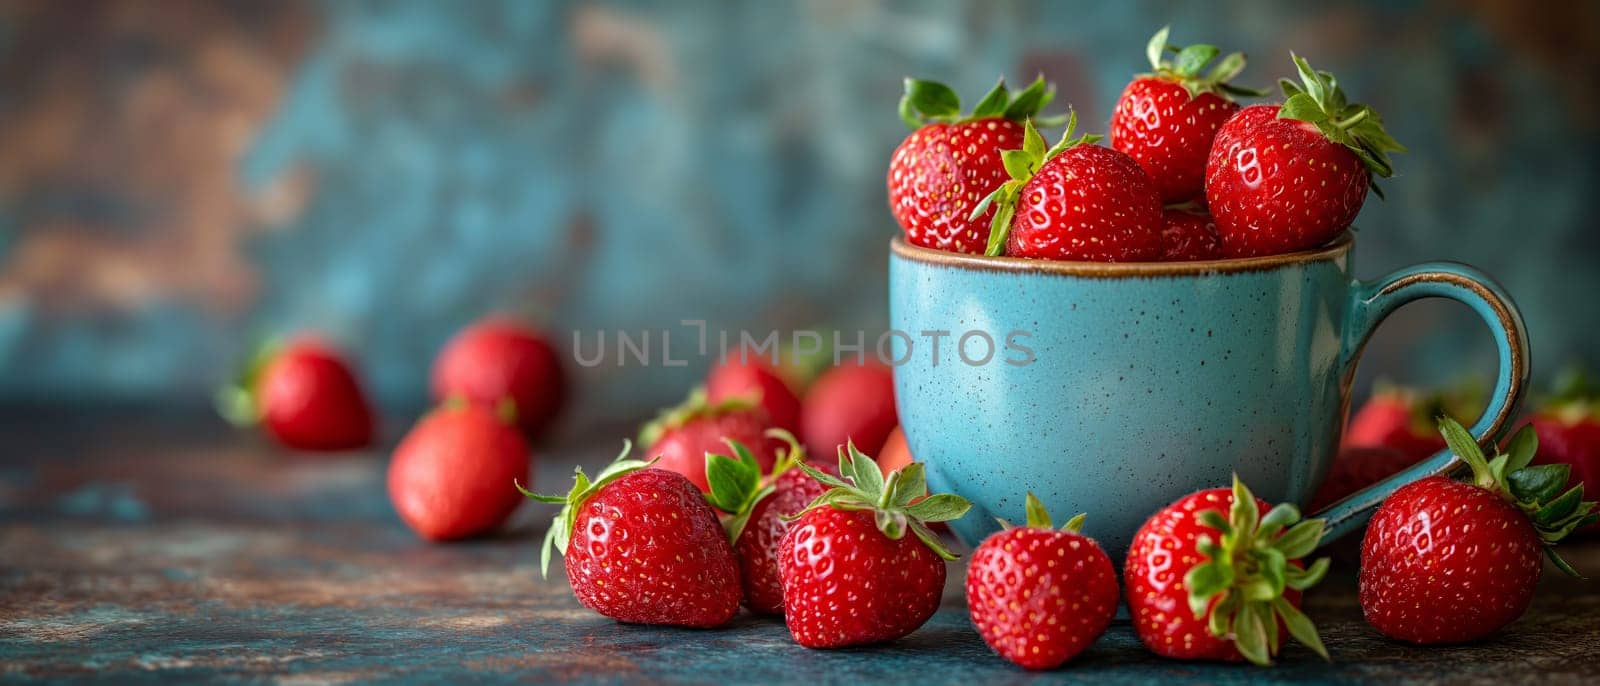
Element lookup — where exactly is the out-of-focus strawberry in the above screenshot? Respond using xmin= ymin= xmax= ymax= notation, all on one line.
xmin=388 ymin=401 xmax=527 ymax=541
xmin=216 ymin=336 xmax=375 ymax=451
xmin=431 ymin=317 xmax=566 ymax=439
xmin=801 ymin=361 xmax=897 ymax=458
xmin=641 ymin=390 xmax=781 ymax=492
xmin=1345 ymin=381 xmax=1482 ymax=462
xmin=1519 ymin=369 xmax=1600 ymax=532
xmin=706 ymin=355 xmax=802 ymax=435
xmin=877 ymin=426 xmax=913 ymax=476
xmin=1306 ymin=446 xmax=1414 ymax=513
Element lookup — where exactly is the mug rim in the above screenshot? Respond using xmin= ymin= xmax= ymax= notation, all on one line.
xmin=890 ymin=231 xmax=1353 ymax=276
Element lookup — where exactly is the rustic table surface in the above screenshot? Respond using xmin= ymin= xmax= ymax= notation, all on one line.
xmin=3 ymin=408 xmax=1598 ymax=684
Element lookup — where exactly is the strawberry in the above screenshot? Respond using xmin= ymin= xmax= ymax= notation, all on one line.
xmin=801 ymin=361 xmax=898 ymax=458
xmin=216 ymin=336 xmax=375 ymax=451
xmin=978 ymin=115 xmax=1163 ymax=261
xmin=1205 ymin=55 xmax=1405 ymax=257
xmin=431 ymin=317 xmax=566 ymax=439
xmin=1126 ymin=476 xmax=1331 ymax=665
xmin=1520 ymin=369 xmax=1600 ymax=531
xmin=1159 ymin=208 xmax=1222 ymax=261
xmin=779 ymin=444 xmax=971 ymax=648
xmin=1344 ymin=381 xmax=1482 ymax=462
xmin=707 ymin=355 xmax=802 ymax=435
xmin=703 ymin=431 xmax=834 ymax=615
xmin=521 ymin=444 xmax=743 ymax=628
xmin=888 ymin=77 xmax=1065 ymax=254
xmin=1360 ymin=417 xmax=1598 ymax=644
xmin=1306 ymin=445 xmax=1414 ymax=513
xmin=967 ymin=494 xmax=1117 ymax=670
xmin=387 ymin=400 xmax=527 ymax=541
xmin=876 ymin=426 xmax=913 ymax=476
xmin=641 ymin=390 xmax=781 ymax=493
xmin=1111 ymin=27 xmax=1262 ymax=203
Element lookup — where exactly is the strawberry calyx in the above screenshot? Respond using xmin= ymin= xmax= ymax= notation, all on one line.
xmin=517 ymin=440 xmax=654 ymax=578
xmin=1537 ymin=366 xmax=1600 ymax=426
xmin=703 ymin=429 xmax=807 ymax=542
xmin=1371 ymin=378 xmax=1486 ymax=436
xmin=1438 ymin=416 xmax=1599 ymax=576
xmin=1276 ymin=53 xmax=1406 ymax=190
xmin=972 ymin=113 xmax=1102 ymax=256
xmin=1143 ymin=25 xmax=1266 ymax=100
xmin=213 ymin=337 xmax=285 ymax=428
xmin=638 ymin=387 xmax=757 ymax=448
xmin=1001 ymin=492 xmax=1087 ymax=533
xmin=787 ymin=441 xmax=972 ymax=560
xmin=899 ymin=76 xmax=1067 ymax=130
xmin=1185 ymin=475 xmax=1332 ymax=666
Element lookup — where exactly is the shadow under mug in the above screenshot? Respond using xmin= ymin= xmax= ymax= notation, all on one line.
xmin=887 ymin=233 xmax=1529 ymax=558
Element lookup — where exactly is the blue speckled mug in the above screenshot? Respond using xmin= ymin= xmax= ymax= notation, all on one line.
xmin=888 ymin=233 xmax=1529 ymax=558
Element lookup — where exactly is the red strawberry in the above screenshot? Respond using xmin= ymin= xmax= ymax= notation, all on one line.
xmin=642 ymin=390 xmax=781 ymax=493
xmin=1111 ymin=27 xmax=1261 ymax=203
xmin=388 ymin=401 xmax=527 ymax=541
xmin=1206 ymin=55 xmax=1405 ymax=257
xmin=1306 ymin=446 xmax=1414 ymax=513
xmin=801 ymin=361 xmax=898 ymax=458
xmin=967 ymin=494 xmax=1118 ymax=669
xmin=1126 ymin=476 xmax=1330 ymax=665
xmin=1360 ymin=418 xmax=1597 ymax=644
xmin=1520 ymin=369 xmax=1600 ymax=531
xmin=522 ymin=445 xmax=743 ymax=628
xmin=1158 ymin=208 xmax=1222 ymax=261
xmin=779 ymin=445 xmax=971 ymax=648
xmin=431 ymin=317 xmax=566 ymax=439
xmin=217 ymin=336 xmax=375 ymax=451
xmin=888 ymin=77 xmax=1064 ymax=254
xmin=703 ymin=431 xmax=834 ymax=615
xmin=979 ymin=115 xmax=1162 ymax=261
xmin=1344 ymin=382 xmax=1482 ymax=462
xmin=707 ymin=355 xmax=802 ymax=435
xmin=876 ymin=426 xmax=913 ymax=476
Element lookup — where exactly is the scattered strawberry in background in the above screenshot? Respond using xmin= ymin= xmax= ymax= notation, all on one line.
xmin=978 ymin=115 xmax=1163 ymax=261
xmin=1361 ymin=418 xmax=1598 ymax=644
xmin=780 ymin=444 xmax=971 ymax=648
xmin=1158 ymin=207 xmax=1223 ymax=261
xmin=388 ymin=400 xmax=528 ymax=541
xmin=522 ymin=443 xmax=743 ymax=628
xmin=1519 ymin=368 xmax=1600 ymax=533
xmin=1111 ymin=26 xmax=1263 ymax=203
xmin=1306 ymin=445 xmax=1414 ymax=512
xmin=801 ymin=361 xmax=898 ymax=458
xmin=431 ymin=317 xmax=566 ymax=439
xmin=1345 ymin=381 xmax=1483 ymax=462
xmin=216 ymin=336 xmax=375 ymax=451
xmin=641 ymin=390 xmax=781 ymax=492
xmin=889 ymin=76 xmax=1066 ymax=254
xmin=706 ymin=354 xmax=803 ymax=435
xmin=1205 ymin=55 xmax=1406 ymax=257
xmin=876 ymin=426 xmax=913 ymax=476
xmin=703 ymin=431 xmax=834 ymax=615
xmin=1126 ymin=476 xmax=1331 ymax=665
xmin=967 ymin=494 xmax=1117 ymax=670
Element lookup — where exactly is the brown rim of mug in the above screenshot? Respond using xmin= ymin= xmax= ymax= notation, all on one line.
xmin=890 ymin=231 xmax=1354 ymax=276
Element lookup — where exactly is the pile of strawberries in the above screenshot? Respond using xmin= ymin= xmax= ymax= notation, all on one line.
xmin=888 ymin=27 xmax=1406 ymax=261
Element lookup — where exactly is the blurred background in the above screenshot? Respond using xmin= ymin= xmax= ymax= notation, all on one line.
xmin=0 ymin=0 xmax=1596 ymax=435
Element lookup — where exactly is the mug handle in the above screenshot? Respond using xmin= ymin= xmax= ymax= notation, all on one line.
xmin=1314 ymin=262 xmax=1530 ymax=543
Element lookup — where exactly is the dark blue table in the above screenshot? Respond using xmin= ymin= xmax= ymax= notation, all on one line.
xmin=3 ymin=408 xmax=1597 ymax=683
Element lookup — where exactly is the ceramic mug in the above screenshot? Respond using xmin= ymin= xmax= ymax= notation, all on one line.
xmin=887 ymin=233 xmax=1529 ymax=558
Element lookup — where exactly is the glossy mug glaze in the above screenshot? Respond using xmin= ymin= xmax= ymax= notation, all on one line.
xmin=888 ymin=233 xmax=1529 ymax=558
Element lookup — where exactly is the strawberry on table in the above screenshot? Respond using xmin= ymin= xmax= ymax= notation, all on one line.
xmin=1360 ymin=418 xmax=1598 ymax=644
xmin=967 ymin=494 xmax=1118 ymax=670
xmin=706 ymin=355 xmax=803 ymax=436
xmin=387 ymin=400 xmax=528 ymax=541
xmin=431 ymin=317 xmax=566 ymax=439
xmin=779 ymin=444 xmax=971 ymax=648
xmin=1205 ymin=54 xmax=1406 ymax=257
xmin=801 ymin=361 xmax=898 ymax=458
xmin=521 ymin=443 xmax=743 ymax=628
xmin=1158 ymin=207 xmax=1223 ymax=261
xmin=641 ymin=389 xmax=781 ymax=493
xmin=1345 ymin=381 xmax=1482 ymax=462
xmin=703 ymin=430 xmax=832 ymax=615
xmin=1125 ymin=476 xmax=1331 ymax=665
xmin=1520 ymin=369 xmax=1600 ymax=530
xmin=977 ymin=114 xmax=1163 ymax=261
xmin=888 ymin=76 xmax=1065 ymax=254
xmin=216 ymin=336 xmax=375 ymax=452
xmin=1111 ymin=26 xmax=1263 ymax=203
xmin=1306 ymin=445 xmax=1414 ymax=512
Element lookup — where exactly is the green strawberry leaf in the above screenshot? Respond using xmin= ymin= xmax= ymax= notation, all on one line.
xmin=1273 ymin=597 xmax=1331 ymax=661
xmin=1173 ymin=44 xmax=1221 ymax=77
xmin=904 ymin=493 xmax=973 ymax=523
xmin=1146 ymin=25 xmax=1171 ymax=71
xmin=1504 ymin=424 xmax=1538 ymax=473
xmin=1024 ymin=492 xmax=1052 ymax=528
xmin=970 ymin=77 xmax=1010 ymax=119
xmin=903 ymin=78 xmax=960 ymax=121
xmin=1003 ymin=76 xmax=1053 ymax=121
xmin=1508 ymin=463 xmax=1571 ymax=504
